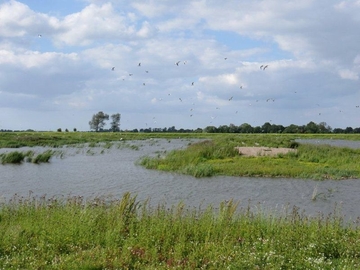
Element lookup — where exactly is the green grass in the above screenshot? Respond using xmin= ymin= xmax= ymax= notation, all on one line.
xmin=0 ymin=150 xmax=57 ymax=164
xmin=139 ymin=136 xmax=360 ymax=180
xmin=0 ymin=193 xmax=359 ymax=269
xmin=1 ymin=131 xmax=360 ymax=149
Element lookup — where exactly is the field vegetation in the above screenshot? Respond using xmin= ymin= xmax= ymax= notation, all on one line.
xmin=1 ymin=132 xmax=360 ymax=179
xmin=1 ymin=193 xmax=360 ymax=269
xmin=1 ymin=131 xmax=360 ymax=149
xmin=140 ymin=135 xmax=360 ymax=180
xmin=0 ymin=150 xmax=58 ymax=164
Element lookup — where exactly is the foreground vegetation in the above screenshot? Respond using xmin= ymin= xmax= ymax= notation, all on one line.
xmin=0 ymin=193 xmax=359 ymax=269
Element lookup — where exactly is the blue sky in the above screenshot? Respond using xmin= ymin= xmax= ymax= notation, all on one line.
xmin=0 ymin=0 xmax=360 ymax=131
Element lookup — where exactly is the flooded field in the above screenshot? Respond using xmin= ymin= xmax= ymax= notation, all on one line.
xmin=1 ymin=138 xmax=360 ymax=221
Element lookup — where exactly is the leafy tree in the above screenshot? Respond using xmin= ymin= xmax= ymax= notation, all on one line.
xmin=239 ymin=123 xmax=253 ymax=133
xmin=305 ymin=121 xmax=319 ymax=133
xmin=110 ymin=113 xmax=121 ymax=132
xmin=89 ymin=111 xmax=109 ymax=132
xmin=318 ymin=122 xmax=332 ymax=133
xmin=57 ymin=128 xmax=62 ymax=132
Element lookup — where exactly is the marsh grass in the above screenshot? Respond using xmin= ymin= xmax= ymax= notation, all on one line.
xmin=140 ymin=137 xmax=360 ymax=180
xmin=0 ymin=150 xmax=57 ymax=164
xmin=0 ymin=193 xmax=359 ymax=269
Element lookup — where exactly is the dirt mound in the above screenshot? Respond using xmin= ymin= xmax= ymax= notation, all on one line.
xmin=235 ymin=147 xmax=297 ymax=156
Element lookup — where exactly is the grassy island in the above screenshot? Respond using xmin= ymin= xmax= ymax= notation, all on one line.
xmin=139 ymin=134 xmax=360 ymax=180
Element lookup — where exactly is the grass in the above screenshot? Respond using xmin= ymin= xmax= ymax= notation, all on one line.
xmin=1 ymin=131 xmax=360 ymax=149
xmin=0 ymin=193 xmax=359 ymax=269
xmin=139 ymin=136 xmax=360 ymax=180
xmin=2 ymin=132 xmax=360 ymax=179
xmin=0 ymin=150 xmax=58 ymax=164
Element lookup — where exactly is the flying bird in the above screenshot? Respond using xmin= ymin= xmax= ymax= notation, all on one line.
xmin=263 ymin=65 xmax=268 ymax=70
xmin=191 ymin=82 xmax=194 ymax=86
xmin=175 ymin=61 xmax=181 ymax=66
xmin=138 ymin=63 xmax=141 ymax=66
xmin=111 ymin=67 xmax=115 ymax=71
xmin=228 ymin=96 xmax=233 ymax=101
xmin=260 ymin=65 xmax=263 ymax=69
xmin=179 ymin=98 xmax=182 ymax=102
xmin=38 ymin=34 xmax=42 ymax=38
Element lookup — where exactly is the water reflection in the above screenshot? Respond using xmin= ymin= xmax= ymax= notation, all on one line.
xmin=1 ymin=138 xmax=360 ymax=221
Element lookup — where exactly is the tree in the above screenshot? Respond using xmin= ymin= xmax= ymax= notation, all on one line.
xmin=89 ymin=111 xmax=109 ymax=131
xmin=110 ymin=113 xmax=121 ymax=132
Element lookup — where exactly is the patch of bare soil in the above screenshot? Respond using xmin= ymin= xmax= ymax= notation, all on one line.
xmin=235 ymin=147 xmax=297 ymax=157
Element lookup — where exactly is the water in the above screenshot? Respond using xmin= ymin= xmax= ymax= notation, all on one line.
xmin=1 ymin=138 xmax=360 ymax=221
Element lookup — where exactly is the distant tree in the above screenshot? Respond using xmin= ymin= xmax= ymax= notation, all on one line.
xmin=89 ymin=111 xmax=109 ymax=132
xmin=333 ymin=128 xmax=344 ymax=133
xmin=318 ymin=122 xmax=332 ymax=133
xmin=65 ymin=128 xmax=69 ymax=132
xmin=305 ymin=121 xmax=319 ymax=133
xmin=110 ymin=113 xmax=121 ymax=132
xmin=203 ymin=126 xmax=218 ymax=133
xmin=345 ymin=127 xmax=354 ymax=134
xmin=239 ymin=123 xmax=253 ymax=133
xmin=73 ymin=128 xmax=77 ymax=132
xmin=57 ymin=128 xmax=62 ymax=132
xmin=261 ymin=122 xmax=272 ymax=133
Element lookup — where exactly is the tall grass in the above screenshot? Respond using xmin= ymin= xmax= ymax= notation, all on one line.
xmin=0 ymin=150 xmax=56 ymax=164
xmin=0 ymin=193 xmax=359 ymax=269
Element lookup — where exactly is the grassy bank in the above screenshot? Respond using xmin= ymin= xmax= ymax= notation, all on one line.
xmin=0 ymin=193 xmax=359 ymax=269
xmin=139 ymin=136 xmax=360 ymax=179
xmin=1 ymin=131 xmax=360 ymax=148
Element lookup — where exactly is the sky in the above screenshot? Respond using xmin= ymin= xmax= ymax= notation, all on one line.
xmin=0 ymin=0 xmax=360 ymax=131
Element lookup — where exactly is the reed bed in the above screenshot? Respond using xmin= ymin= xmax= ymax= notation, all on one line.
xmin=0 ymin=193 xmax=359 ymax=269
xmin=0 ymin=150 xmax=61 ymax=164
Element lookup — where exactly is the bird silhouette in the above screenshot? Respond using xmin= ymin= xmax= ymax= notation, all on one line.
xmin=111 ymin=67 xmax=115 ymax=71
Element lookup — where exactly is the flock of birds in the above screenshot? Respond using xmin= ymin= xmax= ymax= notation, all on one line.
xmin=109 ymin=58 xmax=280 ymax=126
xmin=37 ymin=33 xmax=359 ymax=128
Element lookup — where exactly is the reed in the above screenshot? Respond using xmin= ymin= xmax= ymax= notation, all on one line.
xmin=0 ymin=151 xmax=25 ymax=164
xmin=0 ymin=193 xmax=359 ymax=269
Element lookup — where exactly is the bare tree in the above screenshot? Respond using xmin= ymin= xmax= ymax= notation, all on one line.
xmin=89 ymin=111 xmax=109 ymax=131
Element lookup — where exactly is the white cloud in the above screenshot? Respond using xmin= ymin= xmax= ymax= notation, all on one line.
xmin=338 ymin=69 xmax=359 ymax=80
xmin=1 ymin=0 xmax=360 ymax=130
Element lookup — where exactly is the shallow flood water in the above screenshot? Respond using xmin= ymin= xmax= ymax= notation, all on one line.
xmin=1 ymin=138 xmax=360 ymax=221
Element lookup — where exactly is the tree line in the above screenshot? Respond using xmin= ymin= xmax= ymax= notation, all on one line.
xmin=127 ymin=121 xmax=360 ymax=134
